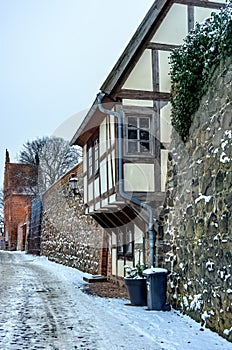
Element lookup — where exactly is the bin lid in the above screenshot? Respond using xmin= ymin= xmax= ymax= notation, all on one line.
xmin=143 ymin=267 xmax=168 ymax=275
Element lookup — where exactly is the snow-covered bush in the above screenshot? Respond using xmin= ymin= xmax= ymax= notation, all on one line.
xmin=124 ymin=263 xmax=148 ymax=279
xmin=170 ymin=1 xmax=232 ymax=141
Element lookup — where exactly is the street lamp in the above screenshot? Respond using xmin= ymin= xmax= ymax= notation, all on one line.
xmin=69 ymin=173 xmax=82 ymax=200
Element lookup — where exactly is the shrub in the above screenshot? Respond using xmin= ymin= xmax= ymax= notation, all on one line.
xmin=170 ymin=1 xmax=232 ymax=141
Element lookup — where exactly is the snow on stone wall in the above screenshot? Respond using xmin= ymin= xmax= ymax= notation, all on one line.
xmin=41 ymin=163 xmax=104 ymax=275
xmin=158 ymin=57 xmax=232 ymax=342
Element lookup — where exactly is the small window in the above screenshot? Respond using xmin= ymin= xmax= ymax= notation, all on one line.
xmin=117 ymin=231 xmax=124 ymax=255
xmin=87 ymin=133 xmax=99 ymax=178
xmin=126 ymin=229 xmax=133 ymax=255
xmin=88 ymin=146 xmax=93 ymax=178
xmin=117 ymin=228 xmax=133 ymax=257
xmin=126 ymin=115 xmax=152 ymax=154
xmin=94 ymin=139 xmax=99 ymax=175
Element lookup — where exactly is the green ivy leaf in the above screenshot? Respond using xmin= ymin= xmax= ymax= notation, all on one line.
xmin=170 ymin=2 xmax=232 ymax=141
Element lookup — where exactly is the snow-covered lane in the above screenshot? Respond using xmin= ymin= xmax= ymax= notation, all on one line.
xmin=0 ymin=251 xmax=231 ymax=350
xmin=0 ymin=252 xmax=161 ymax=350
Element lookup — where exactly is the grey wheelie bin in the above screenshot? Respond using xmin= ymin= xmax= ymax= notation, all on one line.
xmin=143 ymin=268 xmax=170 ymax=311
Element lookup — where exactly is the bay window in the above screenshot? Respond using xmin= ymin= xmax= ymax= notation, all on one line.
xmin=126 ymin=114 xmax=152 ymax=154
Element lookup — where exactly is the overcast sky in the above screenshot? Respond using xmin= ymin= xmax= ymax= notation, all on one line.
xmin=0 ymin=0 xmax=154 ymax=187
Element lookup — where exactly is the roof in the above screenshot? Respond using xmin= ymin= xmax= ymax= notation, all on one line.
xmin=100 ymin=0 xmax=172 ymax=96
xmin=99 ymin=0 xmax=226 ymax=97
xmin=71 ymin=0 xmax=226 ymax=146
xmin=70 ymin=96 xmax=114 ymax=147
xmin=70 ymin=0 xmax=171 ymax=146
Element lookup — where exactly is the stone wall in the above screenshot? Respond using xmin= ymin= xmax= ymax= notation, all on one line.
xmin=28 ymin=197 xmax=42 ymax=255
xmin=41 ymin=163 xmax=105 ymax=275
xmin=159 ymin=58 xmax=232 ymax=341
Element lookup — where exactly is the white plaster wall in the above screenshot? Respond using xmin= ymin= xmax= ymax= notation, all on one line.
xmin=117 ymin=259 xmax=125 ymax=277
xmin=100 ymin=159 xmax=107 ymax=194
xmin=124 ymin=163 xmax=155 ymax=192
xmin=123 ymin=99 xmax=153 ymax=107
xmin=151 ymin=4 xmax=188 ymax=45
xmin=83 ymin=145 xmax=87 ymax=173
xmin=122 ymin=50 xmax=153 ymax=91
xmin=112 ymin=248 xmax=117 ymax=276
xmin=161 ymin=150 xmax=169 ymax=192
xmin=99 ymin=119 xmax=107 ymax=156
xmin=159 ymin=51 xmax=171 ymax=92
xmin=160 ymin=102 xmax=172 ymax=144
xmin=194 ymin=7 xmax=220 ymax=25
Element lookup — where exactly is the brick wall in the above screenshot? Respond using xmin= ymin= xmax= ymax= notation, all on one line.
xmin=4 ymin=152 xmax=36 ymax=250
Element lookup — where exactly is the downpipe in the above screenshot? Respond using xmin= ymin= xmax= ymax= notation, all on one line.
xmin=97 ymin=92 xmax=155 ymax=267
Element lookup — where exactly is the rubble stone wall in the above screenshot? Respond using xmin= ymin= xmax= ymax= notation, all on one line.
xmin=159 ymin=58 xmax=232 ymax=341
xmin=41 ymin=163 xmax=104 ymax=275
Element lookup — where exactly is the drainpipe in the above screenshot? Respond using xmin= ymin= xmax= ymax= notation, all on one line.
xmin=97 ymin=92 xmax=155 ymax=267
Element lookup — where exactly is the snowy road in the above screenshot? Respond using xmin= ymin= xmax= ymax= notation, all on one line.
xmin=0 ymin=251 xmax=161 ymax=350
xmin=0 ymin=252 xmax=231 ymax=350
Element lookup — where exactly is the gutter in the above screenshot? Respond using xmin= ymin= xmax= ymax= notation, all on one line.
xmin=97 ymin=92 xmax=155 ymax=267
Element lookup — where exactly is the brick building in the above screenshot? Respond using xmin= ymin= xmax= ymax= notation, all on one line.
xmin=3 ymin=150 xmax=37 ymax=250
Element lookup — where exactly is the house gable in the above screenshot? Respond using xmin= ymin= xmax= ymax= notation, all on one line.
xmin=100 ymin=0 xmax=226 ymax=99
xmin=71 ymin=0 xmax=226 ymax=147
xmin=70 ymin=0 xmax=227 ymax=277
xmin=70 ymin=0 xmax=227 ymax=217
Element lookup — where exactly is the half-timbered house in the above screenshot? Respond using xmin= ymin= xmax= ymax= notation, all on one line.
xmin=71 ymin=0 xmax=227 ymax=279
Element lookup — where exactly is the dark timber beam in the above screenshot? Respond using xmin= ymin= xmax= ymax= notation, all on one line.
xmin=147 ymin=43 xmax=179 ymax=51
xmin=174 ymin=0 xmax=226 ymax=10
xmin=188 ymin=6 xmax=194 ymax=32
xmin=117 ymin=89 xmax=170 ymax=101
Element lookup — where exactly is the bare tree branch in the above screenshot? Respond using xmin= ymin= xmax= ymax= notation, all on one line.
xmin=17 ymin=136 xmax=81 ymax=194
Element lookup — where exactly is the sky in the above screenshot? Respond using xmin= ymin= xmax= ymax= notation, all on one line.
xmin=0 ymin=0 xmax=154 ymax=187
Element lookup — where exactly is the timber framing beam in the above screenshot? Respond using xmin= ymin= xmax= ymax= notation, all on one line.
xmin=147 ymin=42 xmax=179 ymax=51
xmin=174 ymin=0 xmax=226 ymax=10
xmin=117 ymin=89 xmax=170 ymax=101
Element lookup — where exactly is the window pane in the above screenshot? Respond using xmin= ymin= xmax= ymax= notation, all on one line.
xmin=126 ymin=230 xmax=133 ymax=254
xmin=127 ymin=117 xmax=137 ymax=128
xmin=94 ymin=139 xmax=99 ymax=174
xmin=88 ymin=147 xmax=93 ymax=177
xmin=118 ymin=231 xmax=124 ymax=254
xmin=128 ymin=141 xmax=138 ymax=153
xmin=126 ymin=114 xmax=152 ymax=155
xmin=140 ymin=141 xmax=150 ymax=152
xmin=128 ymin=129 xmax=137 ymax=140
xmin=140 ymin=130 xmax=149 ymax=140
xmin=140 ymin=117 xmax=149 ymax=129
xmin=118 ymin=245 xmax=124 ymax=253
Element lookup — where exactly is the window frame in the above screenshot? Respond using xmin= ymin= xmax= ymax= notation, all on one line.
xmin=124 ymin=112 xmax=154 ymax=156
xmin=117 ymin=227 xmax=134 ymax=258
xmin=87 ymin=132 xmax=99 ymax=179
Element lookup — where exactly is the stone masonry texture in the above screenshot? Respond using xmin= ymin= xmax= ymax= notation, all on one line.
xmin=159 ymin=58 xmax=232 ymax=341
xmin=41 ymin=163 xmax=105 ymax=276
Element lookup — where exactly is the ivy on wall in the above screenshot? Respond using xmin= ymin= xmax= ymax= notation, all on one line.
xmin=170 ymin=1 xmax=232 ymax=141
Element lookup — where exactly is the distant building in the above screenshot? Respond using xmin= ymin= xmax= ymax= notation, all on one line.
xmin=3 ymin=150 xmax=37 ymax=251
